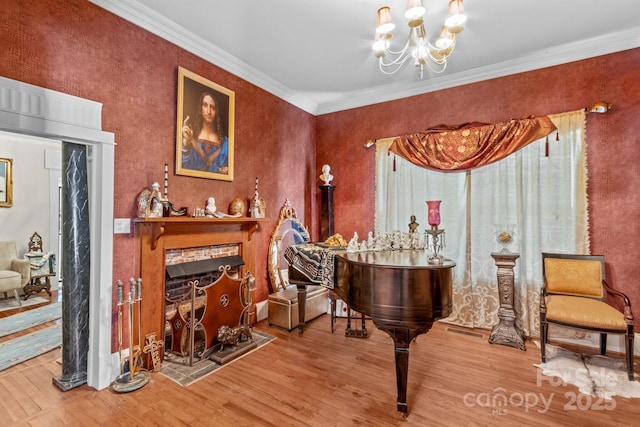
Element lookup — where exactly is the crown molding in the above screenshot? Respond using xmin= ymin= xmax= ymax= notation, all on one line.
xmin=316 ymin=28 xmax=640 ymax=115
xmin=89 ymin=0 xmax=319 ymax=114
xmin=90 ymin=1 xmax=639 ymax=116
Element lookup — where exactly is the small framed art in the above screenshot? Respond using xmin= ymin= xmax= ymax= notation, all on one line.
xmin=0 ymin=157 xmax=13 ymax=207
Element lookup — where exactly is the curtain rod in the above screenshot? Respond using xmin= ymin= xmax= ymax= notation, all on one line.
xmin=364 ymin=102 xmax=612 ymax=148
xmin=585 ymin=101 xmax=612 ymax=114
xmin=364 ymin=137 xmax=398 ymax=148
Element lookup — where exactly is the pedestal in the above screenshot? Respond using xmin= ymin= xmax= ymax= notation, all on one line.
xmin=488 ymin=252 xmax=526 ymax=351
xmin=319 ymin=185 xmax=334 ymax=241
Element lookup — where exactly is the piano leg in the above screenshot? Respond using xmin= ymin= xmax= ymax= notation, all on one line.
xmin=377 ymin=324 xmax=432 ymax=417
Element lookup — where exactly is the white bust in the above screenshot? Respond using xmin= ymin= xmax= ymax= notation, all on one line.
xmin=319 ymin=164 xmax=334 ymax=186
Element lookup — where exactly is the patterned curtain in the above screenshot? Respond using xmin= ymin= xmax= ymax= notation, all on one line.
xmin=375 ymin=111 xmax=588 ymax=336
xmin=388 ymin=116 xmax=557 ymax=171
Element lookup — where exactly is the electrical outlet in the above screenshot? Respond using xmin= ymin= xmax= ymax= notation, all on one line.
xmin=113 ymin=218 xmax=131 ymax=234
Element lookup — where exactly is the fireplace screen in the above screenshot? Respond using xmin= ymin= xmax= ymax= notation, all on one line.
xmin=164 ymin=255 xmax=248 ymax=365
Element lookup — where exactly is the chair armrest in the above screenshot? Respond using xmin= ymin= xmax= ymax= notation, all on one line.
xmin=603 ymin=279 xmax=634 ymax=323
xmin=539 ymin=283 xmax=547 ymax=313
xmin=11 ymin=258 xmax=30 ymax=280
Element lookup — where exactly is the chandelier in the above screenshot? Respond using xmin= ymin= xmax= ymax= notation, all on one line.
xmin=372 ymin=0 xmax=467 ymax=78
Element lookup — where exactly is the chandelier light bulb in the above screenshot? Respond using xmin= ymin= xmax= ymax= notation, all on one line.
xmin=376 ymin=7 xmax=395 ymax=34
xmin=372 ymin=0 xmax=467 ymax=78
xmin=434 ymin=27 xmax=455 ymax=49
xmin=405 ymin=0 xmax=426 ymax=20
xmin=444 ymin=0 xmax=467 ymax=33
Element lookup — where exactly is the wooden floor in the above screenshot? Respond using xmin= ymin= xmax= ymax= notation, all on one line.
xmin=0 ymin=296 xmax=637 ymax=426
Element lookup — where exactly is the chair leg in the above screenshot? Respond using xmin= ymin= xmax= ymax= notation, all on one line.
xmin=600 ymin=333 xmax=607 ymax=355
xmin=12 ymin=289 xmax=22 ymax=307
xmin=626 ymin=330 xmax=635 ymax=381
xmin=540 ymin=319 xmax=548 ymax=363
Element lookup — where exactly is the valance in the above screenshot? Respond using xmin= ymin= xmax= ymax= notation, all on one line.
xmin=388 ymin=116 xmax=557 ymax=171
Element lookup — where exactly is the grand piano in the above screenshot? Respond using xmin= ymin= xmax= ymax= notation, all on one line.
xmin=286 ymin=245 xmax=455 ymax=416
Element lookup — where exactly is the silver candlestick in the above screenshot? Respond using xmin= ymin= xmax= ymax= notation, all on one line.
xmin=425 ymin=228 xmax=446 ymax=265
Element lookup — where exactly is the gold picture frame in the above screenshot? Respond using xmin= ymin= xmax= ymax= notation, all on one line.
xmin=176 ymin=67 xmax=235 ymax=181
xmin=0 ymin=157 xmax=13 ymax=207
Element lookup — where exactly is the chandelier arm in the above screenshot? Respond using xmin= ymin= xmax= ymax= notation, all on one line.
xmin=423 ymin=58 xmax=448 ymax=73
xmin=378 ymin=56 xmax=415 ymax=74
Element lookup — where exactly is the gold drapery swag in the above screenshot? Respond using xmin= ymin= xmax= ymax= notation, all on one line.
xmin=388 ymin=116 xmax=557 ymax=171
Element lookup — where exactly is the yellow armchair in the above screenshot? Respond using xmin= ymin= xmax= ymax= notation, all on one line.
xmin=540 ymin=253 xmax=635 ymax=381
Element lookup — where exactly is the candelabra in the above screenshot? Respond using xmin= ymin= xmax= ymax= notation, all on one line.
xmin=425 ymin=200 xmax=445 ymax=264
xmin=111 ymin=277 xmax=150 ymax=392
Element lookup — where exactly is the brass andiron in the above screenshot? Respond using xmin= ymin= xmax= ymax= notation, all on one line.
xmin=111 ymin=278 xmax=151 ymax=392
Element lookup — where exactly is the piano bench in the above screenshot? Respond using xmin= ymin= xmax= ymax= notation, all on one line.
xmin=268 ymin=284 xmax=328 ymax=331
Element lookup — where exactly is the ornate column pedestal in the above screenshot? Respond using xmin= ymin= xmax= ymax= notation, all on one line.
xmin=488 ymin=252 xmax=526 ymax=351
xmin=319 ymin=185 xmax=334 ymax=241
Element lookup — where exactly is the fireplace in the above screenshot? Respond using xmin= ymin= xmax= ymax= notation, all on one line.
xmin=134 ymin=217 xmax=265 ymax=368
xmin=164 ymin=253 xmax=244 ymax=362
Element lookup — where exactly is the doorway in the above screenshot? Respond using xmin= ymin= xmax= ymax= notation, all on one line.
xmin=0 ymin=75 xmax=116 ymax=390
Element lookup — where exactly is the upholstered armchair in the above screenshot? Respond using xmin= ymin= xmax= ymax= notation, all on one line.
xmin=0 ymin=240 xmax=30 ymax=306
xmin=540 ymin=253 xmax=635 ymax=381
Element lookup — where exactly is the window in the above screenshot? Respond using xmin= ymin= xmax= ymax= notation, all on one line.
xmin=375 ymin=111 xmax=588 ymax=335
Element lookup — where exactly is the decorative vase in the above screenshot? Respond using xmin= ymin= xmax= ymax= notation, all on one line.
xmin=494 ymin=224 xmax=516 ymax=253
xmin=426 ymin=200 xmax=441 ymax=229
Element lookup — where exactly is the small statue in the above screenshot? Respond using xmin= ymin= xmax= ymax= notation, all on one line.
xmin=249 ymin=177 xmax=266 ymax=218
xmin=217 ymin=324 xmax=253 ymax=352
xmin=408 ymin=215 xmax=420 ymax=234
xmin=319 ymin=164 xmax=334 ymax=186
xmin=205 ymin=197 xmax=217 ymax=217
xmin=347 ymin=232 xmax=359 ymax=252
xmin=366 ymin=231 xmax=374 ymax=250
xmin=148 ymin=182 xmax=166 ymax=217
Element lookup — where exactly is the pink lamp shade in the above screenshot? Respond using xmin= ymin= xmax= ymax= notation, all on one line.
xmin=426 ymin=200 xmax=441 ymax=229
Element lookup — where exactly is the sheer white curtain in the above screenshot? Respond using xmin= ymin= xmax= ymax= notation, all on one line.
xmin=375 ymin=110 xmax=588 ymax=336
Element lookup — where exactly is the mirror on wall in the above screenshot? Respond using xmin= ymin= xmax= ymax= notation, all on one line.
xmin=268 ymin=199 xmax=309 ymax=293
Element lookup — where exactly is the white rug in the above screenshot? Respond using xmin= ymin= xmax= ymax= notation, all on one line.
xmin=0 ymin=296 xmax=49 ymax=313
xmin=535 ymin=344 xmax=640 ymax=399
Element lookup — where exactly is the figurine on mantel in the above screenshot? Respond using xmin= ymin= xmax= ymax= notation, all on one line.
xmin=135 ymin=182 xmax=166 ymax=218
xmin=319 ymin=164 xmax=334 ymax=186
xmin=205 ymin=196 xmax=242 ymax=218
xmin=249 ymin=177 xmax=266 ymax=218
xmin=205 ymin=197 xmax=217 ymax=217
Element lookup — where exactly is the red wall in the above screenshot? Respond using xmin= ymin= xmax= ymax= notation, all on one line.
xmin=1 ymin=0 xmax=316 ymax=312
xmin=317 ymin=49 xmax=640 ymax=326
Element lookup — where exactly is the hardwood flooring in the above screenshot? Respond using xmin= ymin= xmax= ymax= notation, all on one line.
xmin=0 ymin=298 xmax=637 ymax=426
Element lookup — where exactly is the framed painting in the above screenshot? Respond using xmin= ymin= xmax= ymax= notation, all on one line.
xmin=176 ymin=67 xmax=235 ymax=181
xmin=0 ymin=157 xmax=12 ymax=207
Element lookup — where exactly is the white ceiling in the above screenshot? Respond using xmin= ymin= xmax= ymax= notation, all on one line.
xmin=91 ymin=0 xmax=640 ymax=115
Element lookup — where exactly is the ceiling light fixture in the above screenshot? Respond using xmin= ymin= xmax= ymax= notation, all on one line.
xmin=372 ymin=0 xmax=467 ymax=79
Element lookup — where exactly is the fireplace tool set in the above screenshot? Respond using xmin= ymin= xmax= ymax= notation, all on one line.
xmin=111 ymin=277 xmax=150 ymax=392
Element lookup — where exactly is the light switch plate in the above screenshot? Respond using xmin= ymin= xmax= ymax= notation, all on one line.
xmin=114 ymin=218 xmax=131 ymax=234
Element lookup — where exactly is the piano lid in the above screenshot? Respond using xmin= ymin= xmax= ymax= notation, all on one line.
xmin=337 ymin=250 xmax=456 ymax=270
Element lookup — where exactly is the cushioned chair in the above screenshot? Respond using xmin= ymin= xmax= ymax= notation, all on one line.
xmin=0 ymin=240 xmax=30 ymax=306
xmin=540 ymin=253 xmax=635 ymax=381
